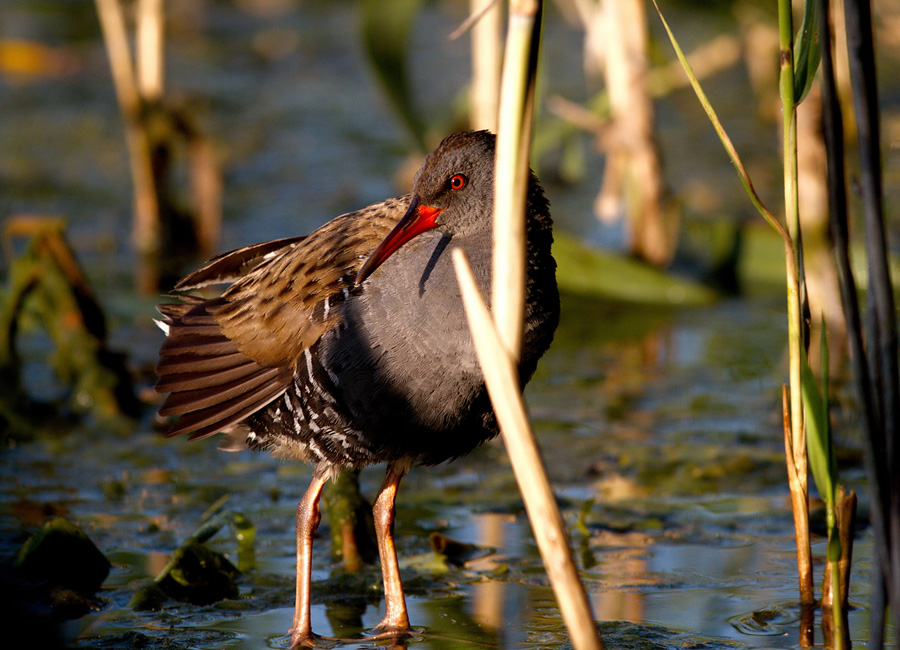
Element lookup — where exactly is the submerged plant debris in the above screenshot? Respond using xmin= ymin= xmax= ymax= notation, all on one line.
xmin=1 ymin=217 xmax=139 ymax=438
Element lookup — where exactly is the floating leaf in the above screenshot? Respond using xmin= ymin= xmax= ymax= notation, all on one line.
xmin=575 ymin=499 xmax=594 ymax=538
xmin=553 ymin=233 xmax=716 ymax=306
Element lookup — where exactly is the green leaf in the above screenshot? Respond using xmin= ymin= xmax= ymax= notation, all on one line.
xmin=360 ymin=0 xmax=428 ymax=151
xmin=575 ymin=499 xmax=595 ymax=538
xmin=650 ymin=0 xmax=786 ymax=241
xmin=793 ymin=0 xmax=822 ymax=104
xmin=801 ymin=324 xmax=837 ymax=508
xmin=233 ymin=512 xmax=256 ymax=573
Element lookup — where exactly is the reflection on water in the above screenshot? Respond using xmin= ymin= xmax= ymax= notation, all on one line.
xmin=166 ymin=511 xmax=873 ymax=650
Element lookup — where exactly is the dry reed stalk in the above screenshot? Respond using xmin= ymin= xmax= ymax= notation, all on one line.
xmin=453 ymin=1 xmax=602 ymax=648
xmin=189 ymin=133 xmax=222 ymax=257
xmin=95 ymin=0 xmax=160 ymax=266
xmin=597 ymin=0 xmax=672 ymax=266
xmin=454 ymin=251 xmax=602 ymax=650
xmin=137 ymin=0 xmax=164 ymax=101
xmin=470 ymin=0 xmax=503 ymax=132
xmin=490 ymin=0 xmax=538 ymax=360
xmin=782 ymin=385 xmax=814 ymax=646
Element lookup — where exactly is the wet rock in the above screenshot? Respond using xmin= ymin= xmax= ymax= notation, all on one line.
xmin=87 ymin=629 xmax=234 ymax=649
xmin=155 ymin=540 xmax=240 ymax=606
xmin=14 ymin=516 xmax=110 ymax=593
xmin=6 ymin=517 xmax=110 ymax=624
xmin=43 ymin=586 xmax=107 ymax=619
xmin=128 ymin=582 xmax=168 ymax=612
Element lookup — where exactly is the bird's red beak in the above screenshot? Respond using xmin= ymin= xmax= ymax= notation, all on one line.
xmin=356 ymin=196 xmax=444 ymax=284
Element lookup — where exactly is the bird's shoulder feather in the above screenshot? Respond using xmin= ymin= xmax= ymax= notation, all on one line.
xmin=155 ymin=196 xmax=407 ymax=440
xmin=213 ymin=197 xmax=406 ymax=365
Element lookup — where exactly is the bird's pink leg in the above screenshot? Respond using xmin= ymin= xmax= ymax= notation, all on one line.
xmin=372 ymin=462 xmax=411 ymax=633
xmin=290 ymin=470 xmax=328 ymax=648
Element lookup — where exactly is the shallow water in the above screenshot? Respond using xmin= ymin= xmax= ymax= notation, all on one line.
xmin=3 ymin=0 xmax=899 ymax=648
xmin=2 ymin=293 xmax=882 ymax=649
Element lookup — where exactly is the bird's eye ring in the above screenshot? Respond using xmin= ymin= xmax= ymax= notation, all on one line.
xmin=449 ymin=174 xmax=466 ymax=191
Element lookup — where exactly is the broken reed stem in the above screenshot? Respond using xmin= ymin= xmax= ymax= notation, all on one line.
xmin=823 ymin=487 xmax=856 ymax=650
xmin=454 ymin=250 xmax=602 ymax=650
xmin=94 ymin=0 xmax=161 ymax=275
xmin=782 ymin=385 xmax=814 ymax=647
xmin=453 ymin=2 xmax=600 ymax=647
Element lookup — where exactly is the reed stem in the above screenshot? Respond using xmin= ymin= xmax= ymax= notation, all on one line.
xmin=778 ymin=0 xmax=814 ymax=607
xmin=456 ymin=2 xmax=602 ymax=647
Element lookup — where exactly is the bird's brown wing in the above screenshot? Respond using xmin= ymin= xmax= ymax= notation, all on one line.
xmin=155 ymin=197 xmax=408 ymax=440
xmin=157 ymin=298 xmax=293 ymax=440
xmin=175 ymin=236 xmax=308 ymax=290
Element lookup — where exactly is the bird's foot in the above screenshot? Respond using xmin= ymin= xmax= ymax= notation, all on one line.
xmin=290 ymin=625 xmax=421 ymax=648
xmin=367 ymin=617 xmax=420 ymax=642
xmin=289 ymin=628 xmax=324 ymax=649
xmin=372 ymin=614 xmax=409 ymax=633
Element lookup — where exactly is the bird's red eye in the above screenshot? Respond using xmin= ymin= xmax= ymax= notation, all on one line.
xmin=449 ymin=174 xmax=466 ymax=190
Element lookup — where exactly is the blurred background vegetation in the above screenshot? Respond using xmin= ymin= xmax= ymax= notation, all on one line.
xmin=4 ymin=0 xmax=897 ymax=303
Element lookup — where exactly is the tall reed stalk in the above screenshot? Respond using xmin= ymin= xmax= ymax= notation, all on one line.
xmin=652 ymin=1 xmax=860 ymax=646
xmin=95 ymin=0 xmax=160 ymax=270
xmin=822 ymin=0 xmax=899 ymax=646
xmin=777 ymin=0 xmax=815 ymax=613
xmin=95 ymin=0 xmax=221 ymax=292
xmin=469 ymin=0 xmax=502 ymax=132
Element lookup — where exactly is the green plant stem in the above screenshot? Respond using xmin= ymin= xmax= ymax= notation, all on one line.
xmin=830 ymin=530 xmax=845 ymax=650
xmin=778 ymin=0 xmax=814 ymax=607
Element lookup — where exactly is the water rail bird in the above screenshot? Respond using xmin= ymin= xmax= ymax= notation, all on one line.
xmin=155 ymin=130 xmax=559 ymax=647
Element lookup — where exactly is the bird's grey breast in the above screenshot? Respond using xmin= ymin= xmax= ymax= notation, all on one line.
xmin=319 ymin=230 xmax=490 ymax=433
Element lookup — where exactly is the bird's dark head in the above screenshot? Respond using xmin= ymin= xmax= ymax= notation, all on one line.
xmin=356 ymin=131 xmax=496 ymax=285
xmin=409 ymin=130 xmax=495 ymax=235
